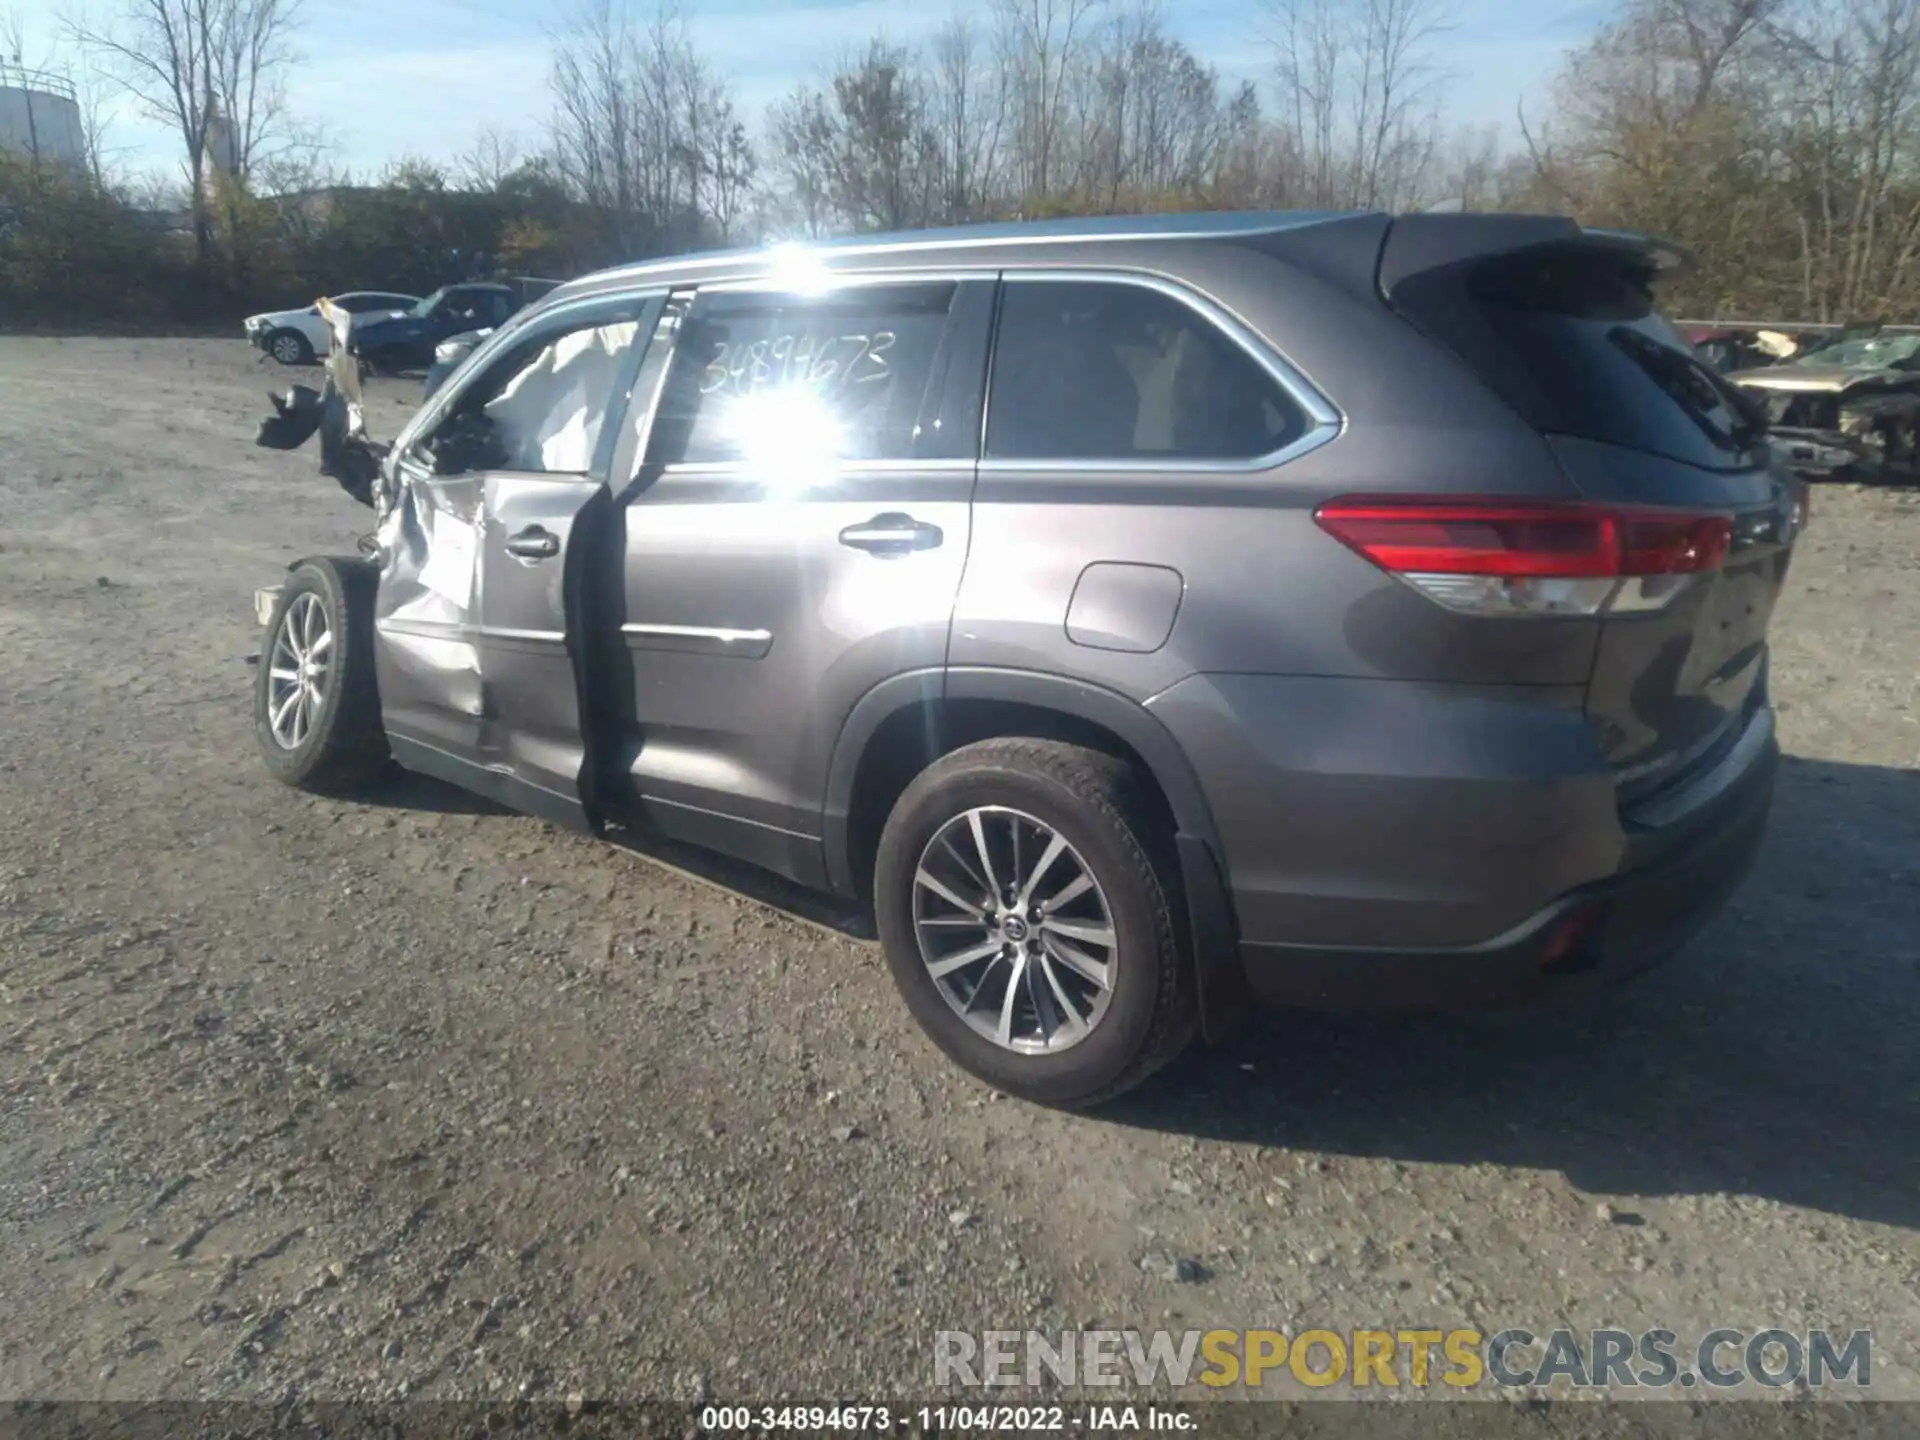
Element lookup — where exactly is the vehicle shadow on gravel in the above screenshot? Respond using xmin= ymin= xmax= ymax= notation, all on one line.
xmin=344 ymin=768 xmax=882 ymax=934
xmin=354 ymin=766 xmax=512 ymax=817
xmin=1107 ymin=754 xmax=1920 ymax=1230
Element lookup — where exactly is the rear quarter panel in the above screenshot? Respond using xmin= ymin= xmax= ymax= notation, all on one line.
xmin=950 ymin=239 xmax=1600 ymax=697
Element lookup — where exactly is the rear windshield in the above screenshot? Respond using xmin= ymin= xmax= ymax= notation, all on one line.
xmin=1391 ymin=243 xmax=1762 ymax=470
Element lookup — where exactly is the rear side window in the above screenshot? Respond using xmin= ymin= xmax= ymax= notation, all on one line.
xmin=649 ymin=282 xmax=965 ymax=466
xmin=1392 ymin=245 xmax=1761 ymax=470
xmin=986 ymin=280 xmax=1307 ymax=462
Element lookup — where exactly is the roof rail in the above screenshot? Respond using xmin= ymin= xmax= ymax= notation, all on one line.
xmin=574 ymin=209 xmax=1369 ymax=290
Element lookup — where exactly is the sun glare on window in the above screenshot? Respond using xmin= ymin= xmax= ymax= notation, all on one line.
xmin=716 ymin=387 xmax=848 ymax=492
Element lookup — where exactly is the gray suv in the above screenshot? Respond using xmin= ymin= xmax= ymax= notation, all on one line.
xmin=252 ymin=212 xmax=1799 ymax=1108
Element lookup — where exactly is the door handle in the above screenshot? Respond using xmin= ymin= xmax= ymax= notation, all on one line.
xmin=505 ymin=526 xmax=560 ymax=560
xmin=839 ymin=513 xmax=943 ymax=555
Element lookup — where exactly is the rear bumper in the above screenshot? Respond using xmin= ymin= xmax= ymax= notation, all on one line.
xmin=1238 ymin=728 xmax=1773 ymax=1008
xmin=1144 ymin=673 xmax=1776 ymax=1012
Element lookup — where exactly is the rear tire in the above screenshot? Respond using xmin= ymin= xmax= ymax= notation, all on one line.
xmin=254 ymin=559 xmax=389 ymax=793
xmin=874 ymin=739 xmax=1197 ymax=1109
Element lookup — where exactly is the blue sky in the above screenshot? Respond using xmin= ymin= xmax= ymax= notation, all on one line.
xmin=12 ymin=0 xmax=1611 ymax=183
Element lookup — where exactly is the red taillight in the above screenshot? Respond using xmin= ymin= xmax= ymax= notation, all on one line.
xmin=1313 ymin=497 xmax=1734 ymax=618
xmin=1313 ymin=498 xmax=1732 ymax=578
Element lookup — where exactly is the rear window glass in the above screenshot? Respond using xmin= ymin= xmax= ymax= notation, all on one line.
xmin=1392 ymin=245 xmax=1761 ymax=470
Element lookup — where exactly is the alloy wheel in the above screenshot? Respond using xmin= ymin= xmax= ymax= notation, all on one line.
xmin=266 ymin=592 xmax=332 ymax=750
xmin=911 ymin=806 xmax=1118 ymax=1055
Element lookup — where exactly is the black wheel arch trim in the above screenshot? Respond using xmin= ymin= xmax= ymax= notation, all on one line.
xmin=286 ymin=553 xmax=377 ymax=572
xmin=822 ymin=666 xmax=1246 ymax=1043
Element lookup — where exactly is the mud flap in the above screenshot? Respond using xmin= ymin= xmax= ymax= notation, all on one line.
xmin=1177 ymin=832 xmax=1248 ymax=1043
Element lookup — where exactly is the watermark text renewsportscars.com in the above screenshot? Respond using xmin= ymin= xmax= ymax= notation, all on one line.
xmin=934 ymin=1327 xmax=1873 ymax=1392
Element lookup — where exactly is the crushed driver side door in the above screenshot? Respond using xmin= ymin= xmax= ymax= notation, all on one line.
xmin=375 ymin=291 xmax=663 ymax=829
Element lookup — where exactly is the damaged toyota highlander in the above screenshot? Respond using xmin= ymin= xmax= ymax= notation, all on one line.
xmin=249 ymin=212 xmax=1800 ymax=1108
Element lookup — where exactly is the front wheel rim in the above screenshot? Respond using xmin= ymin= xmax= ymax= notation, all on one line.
xmin=266 ymin=592 xmax=332 ymax=750
xmin=273 ymin=335 xmax=301 ymax=363
xmin=911 ymin=806 xmax=1118 ymax=1055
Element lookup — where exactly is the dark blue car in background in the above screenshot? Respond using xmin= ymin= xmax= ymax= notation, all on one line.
xmin=352 ymin=278 xmax=561 ymax=375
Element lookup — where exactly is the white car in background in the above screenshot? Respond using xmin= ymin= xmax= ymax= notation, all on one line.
xmin=243 ymin=291 xmax=419 ymax=366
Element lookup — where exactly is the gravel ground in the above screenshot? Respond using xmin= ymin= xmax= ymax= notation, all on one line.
xmin=1 ymin=337 xmax=1917 ymax=1410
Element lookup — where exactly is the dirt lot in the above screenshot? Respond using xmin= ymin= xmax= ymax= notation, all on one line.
xmin=1 ymin=336 xmax=1917 ymax=1410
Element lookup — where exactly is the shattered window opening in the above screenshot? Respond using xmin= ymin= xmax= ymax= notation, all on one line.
xmin=418 ymin=314 xmax=644 ymax=478
xmin=1791 ymin=334 xmax=1920 ymax=371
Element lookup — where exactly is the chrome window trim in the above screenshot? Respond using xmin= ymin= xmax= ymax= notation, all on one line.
xmin=482 ymin=625 xmax=566 ymax=644
xmin=621 ymin=623 xmax=772 ymax=644
xmin=693 ymin=269 xmax=990 ymax=296
xmin=375 ymin=618 xmax=565 ymax=645
xmin=620 ymin=623 xmax=775 ymax=660
xmin=977 ymin=268 xmax=1343 ymax=477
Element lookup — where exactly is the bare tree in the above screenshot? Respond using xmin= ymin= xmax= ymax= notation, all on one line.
xmin=1768 ymin=0 xmax=1920 ymax=317
xmin=701 ymin=110 xmax=756 ymax=243
xmin=1269 ymin=0 xmax=1452 ymax=207
xmin=453 ymin=126 xmax=525 ymax=192
xmin=993 ymin=0 xmax=1107 ymax=206
xmin=763 ymin=41 xmax=941 ymax=235
xmin=549 ymin=0 xmax=641 ymax=251
xmin=766 ymin=84 xmax=838 ymax=238
xmin=1270 ymin=0 xmax=1344 ymax=203
xmin=1534 ymin=0 xmax=1802 ymax=312
xmin=548 ymin=0 xmax=750 ymax=259
xmin=926 ymin=14 xmax=1007 ymax=220
xmin=63 ymin=0 xmax=301 ymax=266
xmin=1067 ymin=1 xmax=1245 ymax=210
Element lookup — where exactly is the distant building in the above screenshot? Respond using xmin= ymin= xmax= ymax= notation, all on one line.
xmin=0 ymin=63 xmax=86 ymax=169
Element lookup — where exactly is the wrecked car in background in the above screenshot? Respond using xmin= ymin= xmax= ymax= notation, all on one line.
xmin=1731 ymin=325 xmax=1920 ymax=480
xmin=423 ymin=328 xmax=490 ymax=398
xmin=1682 ymin=324 xmax=1801 ymax=375
xmin=255 ymin=297 xmax=390 ymax=510
xmin=351 ymin=278 xmax=562 ymax=375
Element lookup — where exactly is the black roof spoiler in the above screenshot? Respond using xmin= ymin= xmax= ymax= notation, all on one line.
xmin=1377 ymin=214 xmax=1695 ymax=298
